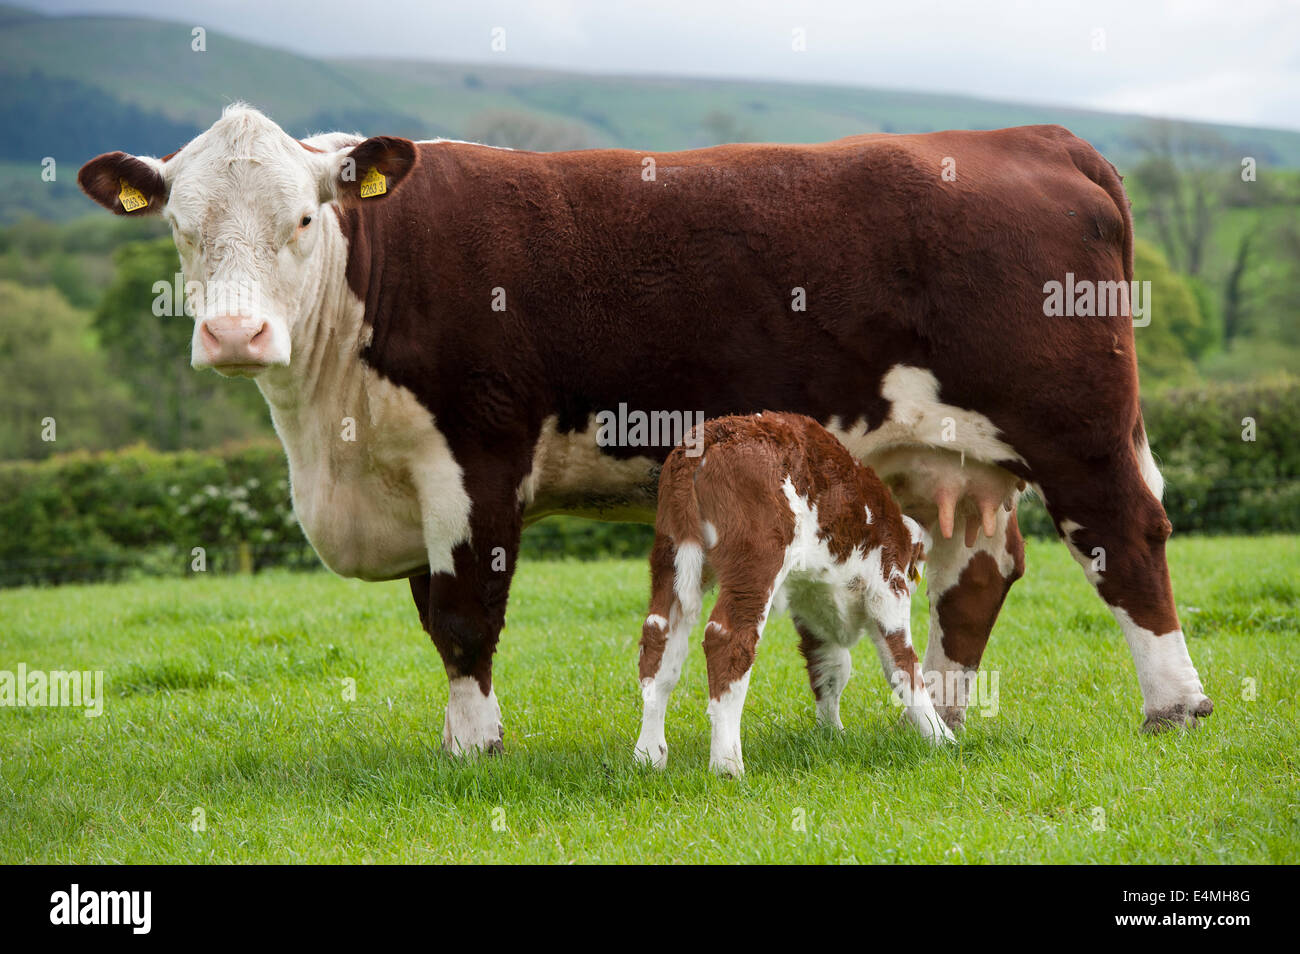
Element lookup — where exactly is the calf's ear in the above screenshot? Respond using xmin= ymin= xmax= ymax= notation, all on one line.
xmin=78 ymin=152 xmax=168 ymax=215
xmin=323 ymin=136 xmax=418 ymax=205
xmin=900 ymin=514 xmax=931 ymax=583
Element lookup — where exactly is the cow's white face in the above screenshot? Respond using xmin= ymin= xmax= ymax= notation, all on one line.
xmin=78 ymin=105 xmax=417 ymax=378
xmin=168 ymin=117 xmax=327 ymax=375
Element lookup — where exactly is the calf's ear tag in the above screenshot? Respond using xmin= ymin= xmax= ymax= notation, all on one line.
xmin=119 ymin=179 xmax=149 ymax=212
xmin=358 ymin=167 xmax=387 ymax=198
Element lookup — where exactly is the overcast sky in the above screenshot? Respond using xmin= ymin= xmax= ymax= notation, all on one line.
xmin=27 ymin=0 xmax=1300 ymax=131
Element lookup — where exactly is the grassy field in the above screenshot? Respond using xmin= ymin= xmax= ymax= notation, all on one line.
xmin=1 ymin=535 xmax=1296 ymax=864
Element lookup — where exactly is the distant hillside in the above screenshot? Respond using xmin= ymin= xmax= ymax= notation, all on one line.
xmin=3 ymin=4 xmax=1299 ymax=223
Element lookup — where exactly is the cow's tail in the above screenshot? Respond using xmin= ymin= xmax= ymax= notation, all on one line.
xmin=1061 ymin=132 xmax=1135 ymax=290
xmin=1060 ymin=131 xmax=1154 ymax=494
xmin=1091 ymin=156 xmax=1159 ymax=497
xmin=655 ymin=446 xmax=707 ymax=614
xmin=1099 ymin=157 xmax=1135 ymax=290
xmin=1132 ymin=411 xmax=1164 ymax=501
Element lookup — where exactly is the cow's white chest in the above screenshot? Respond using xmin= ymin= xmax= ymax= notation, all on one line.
xmin=276 ymin=370 xmax=470 ymax=581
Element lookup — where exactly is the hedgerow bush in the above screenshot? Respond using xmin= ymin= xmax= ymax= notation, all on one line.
xmin=0 ymin=377 xmax=1293 ymax=586
xmin=1008 ymin=375 xmax=1299 ymax=538
xmin=0 ymin=443 xmax=312 ymax=587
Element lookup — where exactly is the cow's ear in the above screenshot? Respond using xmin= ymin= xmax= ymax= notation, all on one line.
xmin=78 ymin=152 xmax=167 ymax=215
xmin=326 ymin=137 xmax=417 ymax=205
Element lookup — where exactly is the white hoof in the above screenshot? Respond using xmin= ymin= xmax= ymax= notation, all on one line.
xmin=633 ymin=738 xmax=668 ymax=770
xmin=443 ymin=678 xmax=504 ymax=755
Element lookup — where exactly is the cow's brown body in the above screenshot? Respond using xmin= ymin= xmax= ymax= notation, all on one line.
xmin=80 ymin=114 xmax=1212 ymax=753
xmin=351 ymin=127 xmax=1201 ymax=729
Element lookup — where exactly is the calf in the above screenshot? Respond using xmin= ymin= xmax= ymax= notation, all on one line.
xmin=636 ymin=412 xmax=954 ymax=775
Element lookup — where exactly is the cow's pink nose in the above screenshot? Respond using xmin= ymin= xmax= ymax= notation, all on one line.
xmin=200 ymin=315 xmax=271 ymax=367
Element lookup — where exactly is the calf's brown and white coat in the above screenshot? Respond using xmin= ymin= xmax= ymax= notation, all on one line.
xmin=637 ymin=413 xmax=952 ymax=775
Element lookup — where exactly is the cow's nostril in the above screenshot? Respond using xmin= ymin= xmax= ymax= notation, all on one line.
xmin=249 ymin=323 xmax=268 ymax=345
xmin=200 ymin=322 xmax=221 ymax=351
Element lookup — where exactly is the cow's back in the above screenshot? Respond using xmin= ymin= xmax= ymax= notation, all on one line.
xmin=344 ymin=124 xmax=1138 ymax=488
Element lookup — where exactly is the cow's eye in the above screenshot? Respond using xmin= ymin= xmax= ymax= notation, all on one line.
xmin=299 ymin=215 xmax=312 ymax=228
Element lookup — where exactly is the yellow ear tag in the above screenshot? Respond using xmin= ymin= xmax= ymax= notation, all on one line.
xmin=118 ymin=179 xmax=148 ymax=212
xmin=358 ymin=167 xmax=387 ymax=199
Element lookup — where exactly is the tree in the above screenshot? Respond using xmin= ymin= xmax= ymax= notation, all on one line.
xmin=92 ymin=238 xmax=271 ymax=451
xmin=0 ymin=280 xmax=133 ymax=459
xmin=698 ymin=110 xmax=755 ymax=145
xmin=1132 ymin=239 xmax=1212 ymax=388
xmin=463 ymin=111 xmax=595 ymax=151
xmin=1128 ymin=121 xmax=1237 ymax=278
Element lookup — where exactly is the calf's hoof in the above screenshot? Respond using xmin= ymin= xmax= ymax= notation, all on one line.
xmin=710 ymin=758 xmax=744 ymax=778
xmin=935 ymin=705 xmax=967 ymax=732
xmin=1142 ymin=695 xmax=1213 ymax=733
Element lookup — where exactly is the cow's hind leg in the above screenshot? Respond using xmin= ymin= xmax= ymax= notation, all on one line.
xmin=634 ymin=535 xmax=704 ymax=769
xmin=1039 ymin=453 xmax=1211 ymax=731
xmin=921 ymin=507 xmax=1025 ymax=729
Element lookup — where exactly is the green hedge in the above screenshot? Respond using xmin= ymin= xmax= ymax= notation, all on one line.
xmin=0 ymin=441 xmax=655 ymax=587
xmin=996 ymin=376 xmax=1300 ymax=538
xmin=1 ymin=377 xmax=1294 ymax=586
xmin=0 ymin=443 xmax=315 ymax=587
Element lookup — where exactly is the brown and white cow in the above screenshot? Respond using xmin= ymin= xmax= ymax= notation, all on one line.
xmin=638 ymin=412 xmax=950 ymax=775
xmin=78 ymin=105 xmax=1212 ymax=755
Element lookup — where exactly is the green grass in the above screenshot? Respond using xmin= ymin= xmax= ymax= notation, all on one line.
xmin=1 ymin=535 xmax=1296 ymax=863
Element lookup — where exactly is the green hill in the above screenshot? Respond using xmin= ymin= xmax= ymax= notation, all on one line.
xmin=2 ymin=4 xmax=1298 ymax=223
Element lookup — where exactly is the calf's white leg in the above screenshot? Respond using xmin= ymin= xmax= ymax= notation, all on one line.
xmin=634 ymin=540 xmax=704 ymax=769
xmin=867 ymin=591 xmax=954 ymax=744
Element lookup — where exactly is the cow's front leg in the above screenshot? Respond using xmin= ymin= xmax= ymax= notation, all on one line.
xmin=920 ymin=506 xmax=1025 ymax=729
xmin=409 ymin=496 xmax=522 ymax=756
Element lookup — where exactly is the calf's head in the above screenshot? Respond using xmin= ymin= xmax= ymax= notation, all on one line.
xmin=78 ymin=105 xmax=416 ymax=378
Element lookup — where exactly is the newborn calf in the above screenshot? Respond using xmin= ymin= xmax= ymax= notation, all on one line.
xmin=635 ymin=412 xmax=953 ymax=775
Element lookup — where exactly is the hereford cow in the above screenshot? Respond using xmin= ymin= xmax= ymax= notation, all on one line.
xmin=78 ymin=105 xmax=1212 ymax=755
xmin=639 ymin=412 xmax=950 ymax=775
